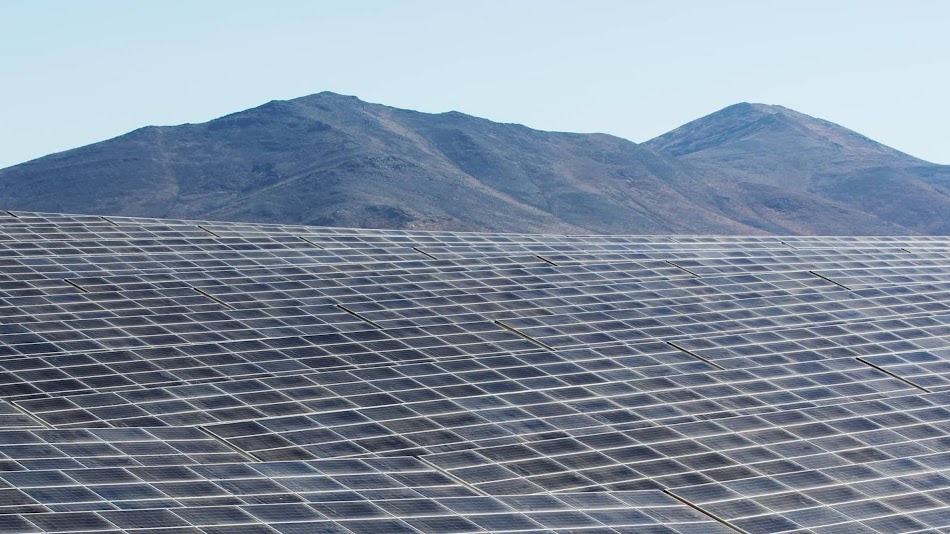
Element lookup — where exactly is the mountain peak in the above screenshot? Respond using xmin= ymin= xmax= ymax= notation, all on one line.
xmin=719 ymin=101 xmax=781 ymax=114
xmin=281 ymin=91 xmax=374 ymax=111
xmin=291 ymin=91 xmax=363 ymax=102
xmin=714 ymin=102 xmax=851 ymax=133
xmin=645 ymin=102 xmax=919 ymax=162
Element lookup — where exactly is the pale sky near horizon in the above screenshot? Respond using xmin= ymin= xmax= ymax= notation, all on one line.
xmin=1 ymin=0 xmax=948 ymax=169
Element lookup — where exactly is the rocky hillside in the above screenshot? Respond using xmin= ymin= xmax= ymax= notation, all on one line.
xmin=645 ymin=103 xmax=950 ymax=234
xmin=1 ymin=93 xmax=947 ymax=234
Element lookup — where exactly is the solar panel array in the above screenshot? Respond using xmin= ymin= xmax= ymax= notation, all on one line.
xmin=0 ymin=210 xmax=948 ymax=533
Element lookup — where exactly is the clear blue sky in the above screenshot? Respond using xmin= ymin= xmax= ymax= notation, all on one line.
xmin=2 ymin=0 xmax=948 ymax=168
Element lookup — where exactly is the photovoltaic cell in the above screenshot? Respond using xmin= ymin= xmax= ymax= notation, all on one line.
xmin=0 ymin=211 xmax=948 ymax=532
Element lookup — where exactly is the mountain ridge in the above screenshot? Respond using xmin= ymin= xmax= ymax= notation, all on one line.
xmin=1 ymin=92 xmax=947 ymax=234
xmin=644 ymin=100 xmax=950 ymax=234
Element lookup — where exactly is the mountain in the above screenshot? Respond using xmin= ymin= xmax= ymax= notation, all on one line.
xmin=0 ymin=93 xmax=947 ymax=234
xmin=645 ymin=103 xmax=950 ymax=234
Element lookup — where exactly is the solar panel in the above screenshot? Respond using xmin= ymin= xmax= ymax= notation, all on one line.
xmin=0 ymin=211 xmax=948 ymax=532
